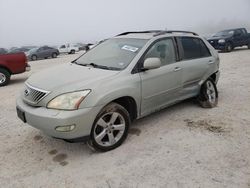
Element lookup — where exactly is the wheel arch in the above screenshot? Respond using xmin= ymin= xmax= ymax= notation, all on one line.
xmin=0 ymin=65 xmax=12 ymax=75
xmin=111 ymin=96 xmax=138 ymax=121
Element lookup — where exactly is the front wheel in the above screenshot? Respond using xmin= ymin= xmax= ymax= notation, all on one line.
xmin=225 ymin=43 xmax=233 ymax=52
xmin=31 ymin=55 xmax=37 ymax=61
xmin=52 ymin=52 xmax=57 ymax=58
xmin=90 ymin=103 xmax=130 ymax=151
xmin=248 ymin=42 xmax=250 ymax=49
xmin=0 ymin=68 xmax=11 ymax=87
xmin=198 ymin=79 xmax=218 ymax=108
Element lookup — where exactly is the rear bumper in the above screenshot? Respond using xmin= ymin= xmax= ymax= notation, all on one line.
xmin=215 ymin=70 xmax=220 ymax=84
xmin=16 ymin=97 xmax=103 ymax=139
xmin=25 ymin=64 xmax=31 ymax=72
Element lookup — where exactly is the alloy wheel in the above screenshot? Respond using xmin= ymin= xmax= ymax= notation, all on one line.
xmin=0 ymin=73 xmax=6 ymax=84
xmin=206 ymin=80 xmax=216 ymax=104
xmin=93 ymin=112 xmax=126 ymax=147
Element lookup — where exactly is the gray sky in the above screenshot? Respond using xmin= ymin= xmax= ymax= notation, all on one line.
xmin=0 ymin=0 xmax=250 ymax=48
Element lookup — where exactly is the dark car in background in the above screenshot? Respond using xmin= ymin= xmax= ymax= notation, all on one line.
xmin=0 ymin=48 xmax=8 ymax=55
xmin=26 ymin=46 xmax=59 ymax=61
xmin=207 ymin=28 xmax=250 ymax=52
xmin=8 ymin=47 xmax=30 ymax=54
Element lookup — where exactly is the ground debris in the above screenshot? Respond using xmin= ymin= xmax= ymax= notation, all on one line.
xmin=184 ymin=119 xmax=228 ymax=133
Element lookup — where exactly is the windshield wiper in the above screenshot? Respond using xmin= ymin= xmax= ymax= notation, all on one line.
xmin=74 ymin=62 xmax=120 ymax=71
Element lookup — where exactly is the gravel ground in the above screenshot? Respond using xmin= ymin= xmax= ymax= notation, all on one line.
xmin=0 ymin=49 xmax=250 ymax=188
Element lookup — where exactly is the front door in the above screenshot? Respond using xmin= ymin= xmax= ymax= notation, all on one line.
xmin=139 ymin=38 xmax=182 ymax=116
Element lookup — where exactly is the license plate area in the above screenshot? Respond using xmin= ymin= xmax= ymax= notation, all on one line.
xmin=17 ymin=107 xmax=26 ymax=123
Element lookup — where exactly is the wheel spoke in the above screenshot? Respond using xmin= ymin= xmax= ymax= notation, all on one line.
xmin=208 ymin=93 xmax=212 ymax=102
xmin=95 ymin=130 xmax=106 ymax=143
xmin=110 ymin=112 xmax=119 ymax=124
xmin=108 ymin=132 xmax=115 ymax=144
xmin=97 ymin=118 xmax=108 ymax=128
xmin=113 ymin=124 xmax=125 ymax=131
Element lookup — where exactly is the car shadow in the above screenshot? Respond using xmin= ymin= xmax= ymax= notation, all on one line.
xmin=218 ymin=47 xmax=249 ymax=53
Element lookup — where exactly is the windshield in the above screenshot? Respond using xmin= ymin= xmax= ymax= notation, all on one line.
xmin=28 ymin=48 xmax=39 ymax=53
xmin=213 ymin=30 xmax=234 ymax=37
xmin=74 ymin=38 xmax=148 ymax=70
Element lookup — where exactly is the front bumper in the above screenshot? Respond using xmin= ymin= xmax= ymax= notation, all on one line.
xmin=16 ymin=97 xmax=103 ymax=139
xmin=208 ymin=41 xmax=226 ymax=50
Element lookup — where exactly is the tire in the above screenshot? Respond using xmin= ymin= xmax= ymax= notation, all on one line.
xmin=31 ymin=55 xmax=37 ymax=61
xmin=70 ymin=50 xmax=75 ymax=54
xmin=52 ymin=52 xmax=57 ymax=58
xmin=0 ymin=68 xmax=11 ymax=87
xmin=90 ymin=102 xmax=130 ymax=151
xmin=248 ymin=42 xmax=250 ymax=49
xmin=225 ymin=43 xmax=233 ymax=52
xmin=198 ymin=78 xmax=218 ymax=108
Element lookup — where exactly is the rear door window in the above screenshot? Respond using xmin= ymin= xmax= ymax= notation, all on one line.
xmin=179 ymin=37 xmax=211 ymax=60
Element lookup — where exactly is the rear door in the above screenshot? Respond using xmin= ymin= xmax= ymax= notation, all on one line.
xmin=177 ymin=36 xmax=214 ymax=98
xmin=139 ymin=38 xmax=183 ymax=116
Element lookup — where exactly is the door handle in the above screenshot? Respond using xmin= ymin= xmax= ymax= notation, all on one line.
xmin=208 ymin=60 xmax=214 ymax=65
xmin=174 ymin=67 xmax=182 ymax=72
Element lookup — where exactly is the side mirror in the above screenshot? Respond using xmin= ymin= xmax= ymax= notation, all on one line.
xmin=143 ymin=58 xmax=161 ymax=70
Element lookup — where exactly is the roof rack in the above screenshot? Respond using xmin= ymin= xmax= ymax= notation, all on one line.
xmin=154 ymin=30 xmax=198 ymax=36
xmin=116 ymin=30 xmax=162 ymax=36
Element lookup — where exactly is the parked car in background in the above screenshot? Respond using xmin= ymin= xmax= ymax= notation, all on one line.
xmin=0 ymin=52 xmax=30 ymax=86
xmin=207 ymin=28 xmax=250 ymax=52
xmin=8 ymin=47 xmax=30 ymax=54
xmin=26 ymin=46 xmax=59 ymax=61
xmin=17 ymin=30 xmax=220 ymax=151
xmin=58 ymin=44 xmax=79 ymax=54
xmin=0 ymin=48 xmax=8 ymax=55
xmin=74 ymin=43 xmax=89 ymax=51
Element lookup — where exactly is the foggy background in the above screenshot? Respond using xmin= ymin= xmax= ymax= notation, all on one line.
xmin=0 ymin=0 xmax=250 ymax=48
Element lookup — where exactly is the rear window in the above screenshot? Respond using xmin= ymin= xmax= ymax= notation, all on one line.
xmin=179 ymin=37 xmax=211 ymax=60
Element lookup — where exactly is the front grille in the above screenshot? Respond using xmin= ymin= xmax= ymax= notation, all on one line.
xmin=23 ymin=83 xmax=50 ymax=104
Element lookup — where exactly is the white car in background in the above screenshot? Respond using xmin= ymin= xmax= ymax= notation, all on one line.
xmin=58 ymin=44 xmax=79 ymax=54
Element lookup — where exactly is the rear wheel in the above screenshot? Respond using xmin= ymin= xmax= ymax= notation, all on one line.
xmin=198 ymin=78 xmax=218 ymax=108
xmin=31 ymin=55 xmax=37 ymax=61
xmin=70 ymin=50 xmax=75 ymax=54
xmin=0 ymin=68 xmax=10 ymax=87
xmin=90 ymin=103 xmax=130 ymax=151
xmin=248 ymin=42 xmax=250 ymax=49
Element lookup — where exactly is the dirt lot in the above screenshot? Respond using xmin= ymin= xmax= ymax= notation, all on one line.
xmin=0 ymin=49 xmax=250 ymax=188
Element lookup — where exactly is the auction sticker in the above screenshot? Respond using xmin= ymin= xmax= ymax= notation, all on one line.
xmin=122 ymin=45 xmax=139 ymax=53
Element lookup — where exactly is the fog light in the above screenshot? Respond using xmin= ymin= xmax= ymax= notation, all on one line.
xmin=55 ymin=125 xmax=76 ymax=132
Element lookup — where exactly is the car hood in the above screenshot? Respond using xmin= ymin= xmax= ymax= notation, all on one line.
xmin=207 ymin=35 xmax=232 ymax=41
xmin=27 ymin=63 xmax=120 ymax=91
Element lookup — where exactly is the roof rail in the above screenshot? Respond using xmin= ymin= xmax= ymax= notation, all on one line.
xmin=154 ymin=30 xmax=198 ymax=37
xmin=116 ymin=30 xmax=163 ymax=36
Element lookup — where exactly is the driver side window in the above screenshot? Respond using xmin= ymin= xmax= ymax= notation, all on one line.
xmin=145 ymin=38 xmax=176 ymax=66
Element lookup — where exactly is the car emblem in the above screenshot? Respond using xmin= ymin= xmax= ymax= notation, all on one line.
xmin=24 ymin=89 xmax=30 ymax=96
xmin=210 ymin=41 xmax=214 ymax=43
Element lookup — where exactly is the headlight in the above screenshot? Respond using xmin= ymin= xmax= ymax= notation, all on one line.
xmin=47 ymin=90 xmax=91 ymax=110
xmin=218 ymin=39 xmax=225 ymax=43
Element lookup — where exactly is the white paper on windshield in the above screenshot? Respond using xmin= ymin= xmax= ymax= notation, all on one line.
xmin=122 ymin=45 xmax=139 ymax=53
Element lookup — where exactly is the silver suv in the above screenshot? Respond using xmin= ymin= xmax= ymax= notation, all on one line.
xmin=16 ymin=30 xmax=220 ymax=151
